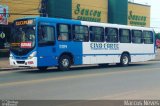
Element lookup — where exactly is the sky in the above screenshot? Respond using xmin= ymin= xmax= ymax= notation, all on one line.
xmin=133 ymin=0 xmax=160 ymax=32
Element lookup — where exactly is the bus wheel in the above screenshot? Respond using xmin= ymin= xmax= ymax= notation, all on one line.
xmin=58 ymin=55 xmax=71 ymax=71
xmin=38 ymin=67 xmax=48 ymax=71
xmin=120 ymin=53 xmax=130 ymax=66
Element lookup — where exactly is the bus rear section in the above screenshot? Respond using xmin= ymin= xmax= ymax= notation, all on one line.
xmin=81 ymin=21 xmax=155 ymax=66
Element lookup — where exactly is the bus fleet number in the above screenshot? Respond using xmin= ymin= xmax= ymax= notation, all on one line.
xmin=59 ymin=45 xmax=68 ymax=49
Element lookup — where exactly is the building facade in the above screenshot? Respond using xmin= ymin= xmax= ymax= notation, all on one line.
xmin=46 ymin=0 xmax=150 ymax=26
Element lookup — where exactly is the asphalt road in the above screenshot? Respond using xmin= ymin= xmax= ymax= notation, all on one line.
xmin=0 ymin=61 xmax=160 ymax=100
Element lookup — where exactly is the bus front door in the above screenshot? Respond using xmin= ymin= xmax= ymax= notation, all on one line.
xmin=37 ymin=23 xmax=56 ymax=67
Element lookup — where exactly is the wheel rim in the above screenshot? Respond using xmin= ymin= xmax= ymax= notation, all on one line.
xmin=62 ymin=58 xmax=69 ymax=67
xmin=122 ymin=56 xmax=129 ymax=65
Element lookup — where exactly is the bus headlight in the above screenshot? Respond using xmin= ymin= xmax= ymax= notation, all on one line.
xmin=10 ymin=53 xmax=14 ymax=59
xmin=28 ymin=51 xmax=37 ymax=59
xmin=10 ymin=53 xmax=13 ymax=57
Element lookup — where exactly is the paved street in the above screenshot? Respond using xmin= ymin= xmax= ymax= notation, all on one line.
xmin=0 ymin=61 xmax=160 ymax=100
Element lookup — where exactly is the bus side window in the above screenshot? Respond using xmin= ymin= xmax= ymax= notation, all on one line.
xmin=105 ymin=28 xmax=118 ymax=43
xmin=132 ymin=30 xmax=143 ymax=44
xmin=119 ymin=29 xmax=131 ymax=43
xmin=38 ymin=25 xmax=55 ymax=46
xmin=57 ymin=24 xmax=71 ymax=41
xmin=143 ymin=31 xmax=153 ymax=44
xmin=72 ymin=25 xmax=89 ymax=42
xmin=90 ymin=26 xmax=104 ymax=42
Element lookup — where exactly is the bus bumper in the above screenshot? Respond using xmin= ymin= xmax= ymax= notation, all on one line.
xmin=9 ymin=57 xmax=37 ymax=67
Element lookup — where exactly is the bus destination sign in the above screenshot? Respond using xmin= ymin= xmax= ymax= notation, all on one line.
xmin=15 ymin=19 xmax=34 ymax=26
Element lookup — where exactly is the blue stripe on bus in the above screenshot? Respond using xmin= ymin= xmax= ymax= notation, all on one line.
xmin=83 ymin=53 xmax=155 ymax=56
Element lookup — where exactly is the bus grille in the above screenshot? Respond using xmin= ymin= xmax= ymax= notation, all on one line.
xmin=16 ymin=61 xmax=25 ymax=64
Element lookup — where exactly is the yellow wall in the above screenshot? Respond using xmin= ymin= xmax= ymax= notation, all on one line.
xmin=128 ymin=3 xmax=150 ymax=27
xmin=72 ymin=0 xmax=108 ymax=23
xmin=0 ymin=0 xmax=40 ymax=23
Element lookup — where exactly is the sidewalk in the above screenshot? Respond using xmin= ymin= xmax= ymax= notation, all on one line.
xmin=0 ymin=58 xmax=21 ymax=70
xmin=155 ymin=49 xmax=160 ymax=61
xmin=0 ymin=49 xmax=160 ymax=71
xmin=0 ymin=49 xmax=9 ymax=58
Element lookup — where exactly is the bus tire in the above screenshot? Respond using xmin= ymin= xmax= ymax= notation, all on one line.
xmin=58 ymin=55 xmax=71 ymax=71
xmin=119 ymin=53 xmax=130 ymax=66
xmin=38 ymin=67 xmax=48 ymax=71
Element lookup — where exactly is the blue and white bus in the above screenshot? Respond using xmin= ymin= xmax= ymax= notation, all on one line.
xmin=10 ymin=17 xmax=156 ymax=71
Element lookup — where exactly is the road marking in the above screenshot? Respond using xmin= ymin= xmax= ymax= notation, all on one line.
xmin=0 ymin=67 xmax=160 ymax=88
xmin=0 ymin=71 xmax=14 ymax=75
xmin=92 ymin=90 xmax=137 ymax=100
xmin=0 ymin=69 xmax=35 ymax=75
xmin=0 ymin=69 xmax=31 ymax=75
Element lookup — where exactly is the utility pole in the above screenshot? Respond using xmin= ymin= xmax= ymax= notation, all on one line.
xmin=40 ymin=0 xmax=48 ymax=17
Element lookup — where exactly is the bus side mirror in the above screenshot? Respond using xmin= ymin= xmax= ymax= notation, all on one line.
xmin=38 ymin=26 xmax=42 ymax=36
xmin=38 ymin=25 xmax=41 ymax=31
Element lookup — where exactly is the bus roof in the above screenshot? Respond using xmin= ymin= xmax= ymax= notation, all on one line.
xmin=14 ymin=17 xmax=153 ymax=31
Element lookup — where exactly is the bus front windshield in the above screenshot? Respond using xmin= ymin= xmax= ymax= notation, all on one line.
xmin=10 ymin=25 xmax=36 ymax=56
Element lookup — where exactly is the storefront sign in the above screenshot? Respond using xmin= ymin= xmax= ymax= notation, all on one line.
xmin=74 ymin=4 xmax=102 ymax=22
xmin=128 ymin=3 xmax=150 ymax=27
xmin=0 ymin=5 xmax=8 ymax=25
xmin=128 ymin=10 xmax=147 ymax=26
xmin=72 ymin=0 xmax=108 ymax=23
